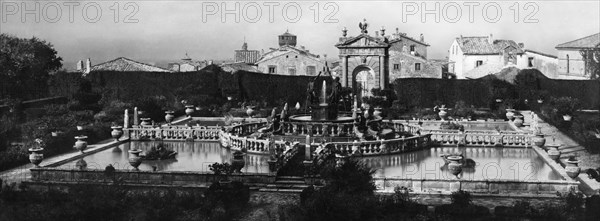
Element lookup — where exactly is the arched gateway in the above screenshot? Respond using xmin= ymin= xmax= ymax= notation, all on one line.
xmin=336 ymin=19 xmax=390 ymax=101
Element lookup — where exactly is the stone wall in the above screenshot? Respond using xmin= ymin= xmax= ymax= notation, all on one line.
xmin=30 ymin=168 xmax=276 ymax=186
xmin=373 ymin=177 xmax=578 ymax=194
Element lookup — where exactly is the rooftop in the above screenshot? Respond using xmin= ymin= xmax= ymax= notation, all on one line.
xmin=555 ymin=33 xmax=600 ymax=49
xmin=91 ymin=57 xmax=171 ymax=72
xmin=456 ymin=36 xmax=524 ymax=55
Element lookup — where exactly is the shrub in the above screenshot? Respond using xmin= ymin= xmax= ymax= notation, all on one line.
xmin=439 ymin=121 xmax=464 ymax=131
xmin=551 ymin=96 xmax=580 ymax=116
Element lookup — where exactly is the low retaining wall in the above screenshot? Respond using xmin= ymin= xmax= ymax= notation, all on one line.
xmin=373 ymin=177 xmax=579 ymax=194
xmin=30 ymin=168 xmax=275 ymax=186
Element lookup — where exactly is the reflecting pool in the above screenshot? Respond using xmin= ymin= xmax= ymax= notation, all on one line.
xmin=362 ymin=146 xmax=562 ymax=181
xmin=59 ymin=141 xmax=271 ymax=173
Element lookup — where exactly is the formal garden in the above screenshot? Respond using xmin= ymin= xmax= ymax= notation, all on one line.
xmin=2 ymin=34 xmax=600 ymax=220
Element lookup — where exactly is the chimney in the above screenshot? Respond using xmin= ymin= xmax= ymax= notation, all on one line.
xmin=488 ymin=33 xmax=493 ymax=44
xmin=420 ymin=33 xmax=424 ymax=42
xmin=518 ymin=42 xmax=524 ymax=49
xmin=76 ymin=60 xmax=83 ymax=72
xmin=84 ymin=58 xmax=91 ymax=74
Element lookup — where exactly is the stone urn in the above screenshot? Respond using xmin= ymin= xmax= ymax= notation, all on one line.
xmin=165 ymin=111 xmax=175 ymax=124
xmin=246 ymin=106 xmax=256 ymax=118
xmin=111 ymin=126 xmax=123 ymax=141
xmin=128 ymin=149 xmax=143 ymax=170
xmin=565 ymin=159 xmax=581 ymax=179
xmin=185 ymin=105 xmax=195 ymax=117
xmin=373 ymin=107 xmax=383 ymax=118
xmin=140 ymin=118 xmax=151 ymax=126
xmin=547 ymin=146 xmax=561 ymax=161
xmin=231 ymin=151 xmax=246 ymax=173
xmin=447 ymin=155 xmax=463 ymax=178
xmin=506 ymin=109 xmax=516 ymax=121
xmin=438 ymin=107 xmax=448 ymax=119
xmin=74 ymin=135 xmax=88 ymax=153
xmin=513 ymin=115 xmax=524 ymax=127
xmin=563 ymin=115 xmax=572 ymax=121
xmin=28 ymin=147 xmax=44 ymax=167
xmin=532 ymin=134 xmax=546 ymax=148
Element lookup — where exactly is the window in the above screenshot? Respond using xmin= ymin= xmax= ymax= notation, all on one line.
xmin=476 ymin=60 xmax=483 ymax=67
xmin=410 ymin=45 xmax=415 ymax=52
xmin=415 ymin=63 xmax=421 ymax=71
xmin=393 ymin=64 xmax=400 ymax=70
xmin=528 ymin=57 xmax=534 ymax=67
xmin=268 ymin=65 xmax=276 ymax=74
xmin=306 ymin=66 xmax=316 ymax=75
xmin=288 ymin=67 xmax=296 ymax=76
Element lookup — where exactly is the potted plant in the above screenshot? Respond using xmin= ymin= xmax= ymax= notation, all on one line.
xmin=74 ymin=135 xmax=88 ymax=153
xmin=565 ymin=156 xmax=581 ymax=179
xmin=438 ymin=105 xmax=448 ymax=119
xmin=552 ymin=97 xmax=579 ymax=121
xmin=504 ymin=99 xmax=517 ymax=121
xmin=209 ymin=162 xmax=234 ymax=185
xmin=231 ymin=150 xmax=246 ymax=173
xmin=547 ymin=145 xmax=561 ymax=161
xmin=29 ymin=138 xmax=45 ymax=167
xmin=111 ymin=123 xmax=124 ymax=141
xmin=128 ymin=148 xmax=143 ymax=170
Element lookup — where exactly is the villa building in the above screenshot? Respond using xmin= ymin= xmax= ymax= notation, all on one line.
xmin=335 ymin=20 xmax=441 ymax=98
xmin=448 ymin=34 xmax=525 ymax=79
xmin=555 ymin=33 xmax=600 ymax=79
xmin=77 ymin=57 xmax=171 ymax=75
xmin=234 ymin=41 xmax=261 ymax=64
xmin=168 ymin=55 xmax=208 ymax=72
xmin=255 ymin=31 xmax=325 ymax=76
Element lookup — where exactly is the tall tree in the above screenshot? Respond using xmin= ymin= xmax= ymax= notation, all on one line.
xmin=0 ymin=34 xmax=62 ymax=99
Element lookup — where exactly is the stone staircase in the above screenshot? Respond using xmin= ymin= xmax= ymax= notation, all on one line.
xmin=258 ymin=176 xmax=310 ymax=193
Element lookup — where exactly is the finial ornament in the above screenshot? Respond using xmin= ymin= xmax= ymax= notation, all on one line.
xmin=359 ymin=18 xmax=368 ymax=34
xmin=342 ymin=27 xmax=348 ymax=37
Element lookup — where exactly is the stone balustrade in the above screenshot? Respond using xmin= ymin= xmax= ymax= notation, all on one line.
xmin=280 ymin=121 xmax=354 ymax=136
xmin=325 ymin=134 xmax=432 ymax=156
xmin=126 ymin=126 xmax=220 ymax=141
xmin=430 ymin=132 xmax=531 ymax=147
xmin=228 ymin=122 xmax=269 ymax=136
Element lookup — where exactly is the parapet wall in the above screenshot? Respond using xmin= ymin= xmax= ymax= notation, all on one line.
xmin=373 ymin=177 xmax=579 ymax=194
xmin=29 ymin=168 xmax=275 ymax=186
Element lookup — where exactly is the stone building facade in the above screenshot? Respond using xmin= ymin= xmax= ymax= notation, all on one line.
xmin=555 ymin=33 xmax=600 ymax=78
xmin=234 ymin=42 xmax=261 ymax=64
xmin=256 ymin=31 xmax=324 ymax=76
xmin=336 ymin=20 xmax=440 ymax=98
xmin=448 ymin=34 xmax=525 ymax=79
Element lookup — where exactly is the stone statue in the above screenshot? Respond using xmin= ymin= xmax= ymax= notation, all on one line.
xmin=306 ymin=71 xmax=323 ymax=109
xmin=359 ymin=19 xmax=369 ymax=34
xmin=328 ymin=77 xmax=342 ymax=105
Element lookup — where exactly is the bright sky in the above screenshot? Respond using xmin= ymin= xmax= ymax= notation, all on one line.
xmin=1 ymin=0 xmax=599 ymax=66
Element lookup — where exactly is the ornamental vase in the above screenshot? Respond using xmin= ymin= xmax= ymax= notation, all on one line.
xmin=185 ymin=105 xmax=195 ymax=117
xmin=28 ymin=148 xmax=44 ymax=167
xmin=438 ymin=108 xmax=448 ymax=119
xmin=111 ymin=126 xmax=123 ymax=141
xmin=532 ymin=134 xmax=546 ymax=147
xmin=563 ymin=115 xmax=572 ymax=121
xmin=231 ymin=152 xmax=246 ymax=173
xmin=165 ymin=111 xmax=175 ymax=124
xmin=74 ymin=136 xmax=88 ymax=153
xmin=447 ymin=155 xmax=463 ymax=178
xmin=547 ymin=146 xmax=561 ymax=161
xmin=246 ymin=106 xmax=256 ymax=118
xmin=565 ymin=160 xmax=581 ymax=179
xmin=140 ymin=118 xmax=151 ymax=126
xmin=514 ymin=115 xmax=524 ymax=127
xmin=128 ymin=149 xmax=143 ymax=170
xmin=506 ymin=109 xmax=515 ymax=121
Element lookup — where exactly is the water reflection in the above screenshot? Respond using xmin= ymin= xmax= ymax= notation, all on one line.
xmin=60 ymin=141 xmax=270 ymax=173
xmin=362 ymin=147 xmax=561 ymax=181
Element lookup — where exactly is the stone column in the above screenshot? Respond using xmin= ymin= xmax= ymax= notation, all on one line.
xmin=341 ymin=55 xmax=348 ymax=87
xmin=124 ymin=109 xmax=129 ymax=128
xmin=133 ymin=107 xmax=139 ymax=126
xmin=305 ymin=135 xmax=311 ymax=160
xmin=379 ymin=56 xmax=386 ymax=89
